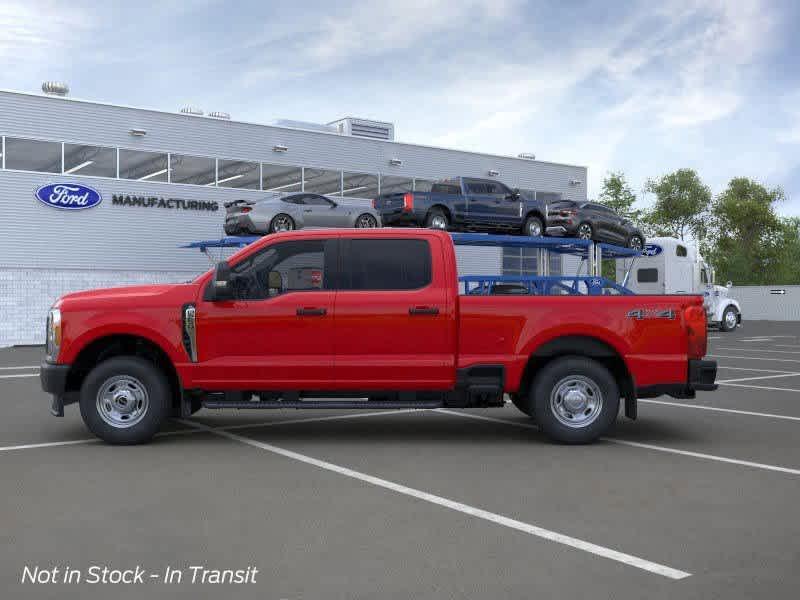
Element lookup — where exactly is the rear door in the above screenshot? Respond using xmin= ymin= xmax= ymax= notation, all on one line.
xmin=333 ymin=236 xmax=455 ymax=389
xmin=464 ymin=179 xmax=492 ymax=226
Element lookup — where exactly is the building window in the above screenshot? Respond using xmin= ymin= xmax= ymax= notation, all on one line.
xmin=304 ymin=167 xmax=342 ymax=195
xmin=262 ymin=163 xmax=302 ymax=192
xmin=170 ymin=154 xmax=216 ymax=186
xmin=342 ymin=171 xmax=379 ymax=199
xmin=63 ymin=143 xmax=117 ymax=177
xmin=380 ymin=176 xmax=413 ymax=195
xmin=502 ymin=248 xmax=562 ymax=276
xmin=119 ymin=149 xmax=168 ymax=182
xmin=4 ymin=137 xmax=61 ymax=173
xmin=217 ymin=159 xmax=260 ymax=189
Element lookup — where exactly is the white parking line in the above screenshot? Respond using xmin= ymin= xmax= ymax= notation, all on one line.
xmin=0 ymin=365 xmax=40 ymax=370
xmin=177 ymin=418 xmax=691 ymax=580
xmin=0 ymin=409 xmax=419 ymax=452
xmin=638 ymin=399 xmax=800 ymax=422
xmin=0 ymin=374 xmax=39 ymax=379
xmin=717 ymin=366 xmax=799 ymax=374
xmin=718 ymin=373 xmax=800 ymax=383
xmin=710 ymin=354 xmax=800 ymax=363
xmin=717 ymin=347 xmax=800 ymax=355
xmin=434 ymin=410 xmax=800 ymax=477
xmin=718 ymin=382 xmax=800 ymax=393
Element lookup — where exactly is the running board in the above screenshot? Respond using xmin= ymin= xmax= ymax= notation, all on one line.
xmin=201 ymin=399 xmax=444 ymax=410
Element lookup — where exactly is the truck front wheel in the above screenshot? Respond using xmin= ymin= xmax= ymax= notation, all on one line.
xmin=79 ymin=357 xmax=170 ymax=445
xmin=531 ymin=356 xmax=619 ymax=444
xmin=720 ymin=306 xmax=739 ymax=332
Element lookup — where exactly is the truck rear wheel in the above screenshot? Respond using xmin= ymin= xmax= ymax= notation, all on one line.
xmin=531 ymin=356 xmax=619 ymax=444
xmin=79 ymin=357 xmax=170 ymax=445
xmin=425 ymin=208 xmax=450 ymax=230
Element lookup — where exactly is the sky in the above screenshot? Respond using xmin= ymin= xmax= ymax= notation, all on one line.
xmin=2 ymin=0 xmax=799 ymax=214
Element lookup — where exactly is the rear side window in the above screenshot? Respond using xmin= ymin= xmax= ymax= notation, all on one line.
xmin=431 ymin=184 xmax=461 ymax=195
xmin=637 ymin=268 xmax=659 ymax=283
xmin=344 ymin=239 xmax=431 ymax=290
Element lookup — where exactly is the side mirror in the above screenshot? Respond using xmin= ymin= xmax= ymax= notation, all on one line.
xmin=209 ymin=261 xmax=234 ymax=301
xmin=508 ymin=188 xmax=521 ymax=200
xmin=726 ymin=281 xmax=733 ymax=289
xmin=329 ymin=200 xmax=338 ymax=208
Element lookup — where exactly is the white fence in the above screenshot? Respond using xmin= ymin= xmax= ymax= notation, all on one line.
xmin=728 ymin=285 xmax=800 ymax=321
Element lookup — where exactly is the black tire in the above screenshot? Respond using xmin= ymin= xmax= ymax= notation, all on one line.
xmin=531 ymin=356 xmax=619 ymax=444
xmin=576 ymin=222 xmax=593 ymax=240
xmin=425 ymin=208 xmax=450 ymax=230
xmin=509 ymin=393 xmax=533 ymax=417
xmin=628 ymin=234 xmax=644 ymax=250
xmin=720 ymin=306 xmax=739 ymax=332
xmin=79 ymin=356 xmax=170 ymax=445
xmin=355 ymin=213 xmax=379 ymax=228
xmin=523 ymin=215 xmax=544 ymax=237
xmin=269 ymin=214 xmax=295 ymax=233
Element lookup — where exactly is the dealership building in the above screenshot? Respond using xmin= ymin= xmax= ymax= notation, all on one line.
xmin=0 ymin=85 xmax=588 ymax=346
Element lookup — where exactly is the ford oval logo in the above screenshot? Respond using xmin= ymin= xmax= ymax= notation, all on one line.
xmin=35 ymin=183 xmax=102 ymax=210
xmin=642 ymin=244 xmax=663 ymax=257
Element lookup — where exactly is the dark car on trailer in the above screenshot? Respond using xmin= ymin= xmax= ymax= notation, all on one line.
xmin=373 ymin=177 xmax=549 ymax=237
xmin=546 ymin=200 xmax=645 ymax=249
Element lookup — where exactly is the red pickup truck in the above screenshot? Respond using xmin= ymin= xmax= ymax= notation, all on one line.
xmin=40 ymin=228 xmax=717 ymax=445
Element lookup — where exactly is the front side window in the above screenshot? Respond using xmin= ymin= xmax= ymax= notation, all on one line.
xmin=701 ymin=269 xmax=708 ymax=284
xmin=344 ymin=239 xmax=431 ymax=290
xmin=466 ymin=181 xmax=487 ymax=194
xmin=230 ymin=240 xmax=329 ymax=300
xmin=637 ymin=268 xmax=659 ymax=283
xmin=4 ymin=137 xmax=61 ymax=173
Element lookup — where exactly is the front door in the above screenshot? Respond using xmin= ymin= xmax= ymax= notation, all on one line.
xmin=193 ymin=238 xmax=338 ymax=390
xmin=300 ymin=194 xmax=343 ymax=228
xmin=333 ymin=236 xmax=456 ymax=390
xmin=484 ymin=181 xmax=520 ymax=227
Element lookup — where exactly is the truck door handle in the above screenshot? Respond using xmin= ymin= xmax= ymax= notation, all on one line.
xmin=409 ymin=306 xmax=439 ymax=315
xmin=303 ymin=209 xmax=313 ymax=213
xmin=297 ymin=307 xmax=327 ymax=316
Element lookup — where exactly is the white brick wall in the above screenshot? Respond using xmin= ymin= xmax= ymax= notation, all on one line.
xmin=0 ymin=268 xmax=199 ymax=347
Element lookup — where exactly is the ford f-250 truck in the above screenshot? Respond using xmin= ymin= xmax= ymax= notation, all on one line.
xmin=374 ymin=177 xmax=549 ymax=236
xmin=40 ymin=229 xmax=717 ymax=445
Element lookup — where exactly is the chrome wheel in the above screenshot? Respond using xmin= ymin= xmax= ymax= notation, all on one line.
xmin=629 ymin=236 xmax=643 ymax=250
xmin=549 ymin=375 xmax=603 ymax=428
xmin=577 ymin=223 xmax=593 ymax=240
xmin=526 ymin=218 xmax=543 ymax=237
xmin=96 ymin=375 xmax=150 ymax=429
xmin=271 ymin=214 xmax=294 ymax=232
xmin=356 ymin=214 xmax=378 ymax=228
xmin=429 ymin=214 xmax=448 ymax=230
xmin=724 ymin=308 xmax=738 ymax=330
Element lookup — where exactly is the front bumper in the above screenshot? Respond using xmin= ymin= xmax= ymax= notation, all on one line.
xmin=40 ymin=361 xmax=72 ymax=417
xmin=636 ymin=359 xmax=718 ymax=399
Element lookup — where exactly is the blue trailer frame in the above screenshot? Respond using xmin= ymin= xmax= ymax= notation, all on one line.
xmin=182 ymin=232 xmax=641 ymax=296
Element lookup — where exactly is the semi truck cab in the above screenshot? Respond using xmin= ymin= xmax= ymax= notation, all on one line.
xmin=619 ymin=236 xmax=742 ymax=331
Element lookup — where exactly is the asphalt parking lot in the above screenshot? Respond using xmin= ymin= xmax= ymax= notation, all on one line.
xmin=3 ymin=321 xmax=800 ymax=599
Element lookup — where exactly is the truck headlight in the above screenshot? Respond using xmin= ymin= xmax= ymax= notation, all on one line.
xmin=46 ymin=307 xmax=62 ymax=362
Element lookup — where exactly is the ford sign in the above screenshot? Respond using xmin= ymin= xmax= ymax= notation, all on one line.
xmin=35 ymin=183 xmax=102 ymax=210
xmin=642 ymin=244 xmax=663 ymax=257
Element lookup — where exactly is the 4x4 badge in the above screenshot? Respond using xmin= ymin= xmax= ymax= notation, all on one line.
xmin=627 ymin=309 xmax=675 ymax=320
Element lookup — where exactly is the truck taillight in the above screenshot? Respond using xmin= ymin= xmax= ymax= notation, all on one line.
xmin=684 ymin=305 xmax=707 ymax=359
xmin=402 ymin=193 xmax=414 ymax=212
xmin=372 ymin=198 xmax=377 ymax=209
